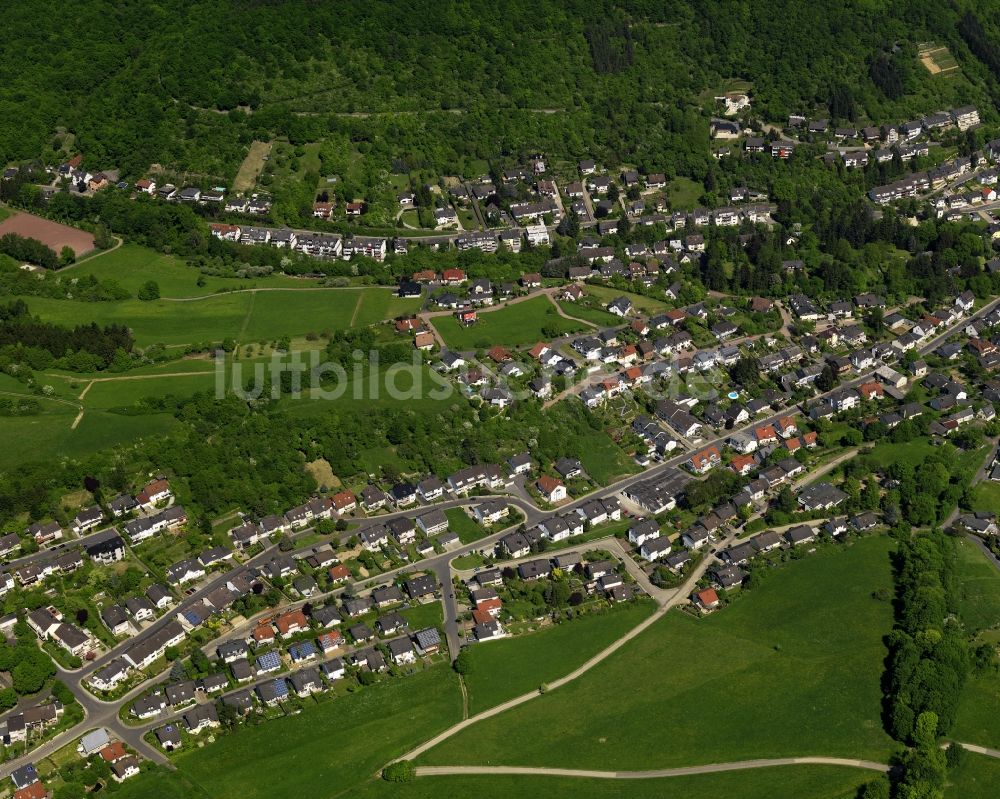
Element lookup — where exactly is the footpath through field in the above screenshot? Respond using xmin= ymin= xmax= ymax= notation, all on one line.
xmin=394 ymin=531 xmax=736 ymax=764
xmin=414 ymin=756 xmax=890 ymax=779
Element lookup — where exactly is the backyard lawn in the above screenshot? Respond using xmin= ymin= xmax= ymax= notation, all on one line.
xmin=433 ymin=296 xmax=584 ymax=350
xmin=581 ymin=284 xmax=671 ymax=315
xmin=422 ymin=536 xmax=898 ymax=769
xmin=557 ymin=300 xmax=620 ymax=327
xmin=445 ymin=508 xmax=485 ymax=544
xmin=968 ymin=481 xmax=1000 ymax=514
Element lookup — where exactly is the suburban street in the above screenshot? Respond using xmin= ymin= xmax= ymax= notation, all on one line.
xmin=1 ymin=288 xmax=998 ymax=781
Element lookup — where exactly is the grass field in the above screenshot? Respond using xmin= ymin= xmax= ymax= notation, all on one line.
xmin=279 ymin=365 xmax=459 ymax=414
xmin=579 ymin=284 xmax=670 ymax=315
xmin=0 ymin=404 xmax=178 ymax=471
xmin=433 ymin=296 xmax=585 ymax=350
xmin=556 ymin=300 xmax=619 ymax=327
xmin=953 ymin=675 xmax=1000 ymax=751
xmin=445 ymin=508 xmax=484 ymax=544
xmin=462 ymin=601 xmax=656 ymax=714
xmin=422 ymin=536 xmax=898 ymax=769
xmin=954 ymin=537 xmax=1000 ymax=635
xmin=174 ymin=664 xmax=462 ymax=799
xmin=400 ymin=601 xmax=444 ymax=631
xmin=968 ymin=481 xmax=1000 ymax=514
xmin=865 ymin=438 xmax=939 ymax=468
xmin=14 ymin=285 xmax=418 ymax=347
xmin=576 ymin=431 xmax=640 ymax=484
xmin=951 ymin=537 xmax=1000 ymax=750
xmin=232 ymin=140 xmax=273 ymax=193
xmin=665 ymin=177 xmax=703 ymax=210
xmin=353 ymin=767 xmax=872 ymax=799
xmin=80 ymin=373 xmax=217 ymax=408
xmin=104 ymin=768 xmax=209 ymax=799
xmin=945 ymin=751 xmax=1000 ymax=798
xmin=68 ymin=244 xmax=334 ymax=298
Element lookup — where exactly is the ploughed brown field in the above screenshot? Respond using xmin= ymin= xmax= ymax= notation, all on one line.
xmin=0 ymin=211 xmax=95 ymax=256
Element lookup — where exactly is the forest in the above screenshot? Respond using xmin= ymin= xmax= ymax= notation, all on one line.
xmin=0 ymin=299 xmax=134 ymax=370
xmin=0 ymin=1 xmax=999 ymax=185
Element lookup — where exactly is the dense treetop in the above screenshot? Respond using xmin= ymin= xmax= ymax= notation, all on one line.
xmin=2 ymin=1 xmax=999 ymax=181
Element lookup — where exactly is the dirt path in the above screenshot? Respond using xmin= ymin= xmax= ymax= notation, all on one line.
xmin=59 ymin=236 xmax=124 ymax=271
xmin=543 ymin=289 xmax=599 ymax=328
xmin=414 ymin=756 xmax=889 ymax=779
xmin=159 ymin=285 xmax=393 ymax=302
xmin=422 ymin=288 xmax=594 ymax=352
xmin=236 ymin=289 xmax=256 ymax=345
xmin=458 ymin=675 xmax=469 ymax=720
xmin=956 ymin=742 xmax=1000 ymax=759
xmin=0 ymin=388 xmax=85 ymax=429
xmin=349 ymin=293 xmax=364 ymax=327
xmin=394 ymin=533 xmax=735 ymax=763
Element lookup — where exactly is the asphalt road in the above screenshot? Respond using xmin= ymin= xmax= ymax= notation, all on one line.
xmin=2 ymin=292 xmax=996 ymax=779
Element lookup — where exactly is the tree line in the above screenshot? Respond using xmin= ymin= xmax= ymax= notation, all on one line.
xmin=0 ymin=299 xmax=133 ymax=369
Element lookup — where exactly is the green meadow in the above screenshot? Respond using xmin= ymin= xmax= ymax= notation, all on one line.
xmin=352 ymin=767 xmax=872 ymax=799
xmin=461 ymin=601 xmax=657 ymax=714
xmin=422 ymin=536 xmax=898 ymax=769
xmin=18 ymin=287 xmax=415 ymax=347
xmin=173 ymin=664 xmax=462 ymax=799
xmin=433 ymin=296 xmax=584 ymax=350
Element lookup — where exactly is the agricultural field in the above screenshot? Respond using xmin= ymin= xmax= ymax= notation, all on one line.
xmin=0 ymin=211 xmax=94 ymax=256
xmin=432 ymin=296 xmax=585 ymax=350
xmin=232 ymin=140 xmax=273 ymax=193
xmin=918 ymin=43 xmax=960 ymax=76
xmin=353 ymin=767 xmax=872 ymax=799
xmin=173 ymin=664 xmax=462 ymax=799
xmin=14 ymin=284 xmax=415 ymax=347
xmin=67 ymin=243 xmax=331 ymax=298
xmin=422 ymin=536 xmax=898 ymax=769
xmin=461 ymin=601 xmax=656 ymax=714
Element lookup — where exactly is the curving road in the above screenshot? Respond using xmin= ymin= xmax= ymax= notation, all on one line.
xmin=395 ymin=530 xmax=735 ymax=763
xmin=4 ymin=293 xmax=999 ymax=778
xmin=413 ymin=756 xmax=890 ymax=779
